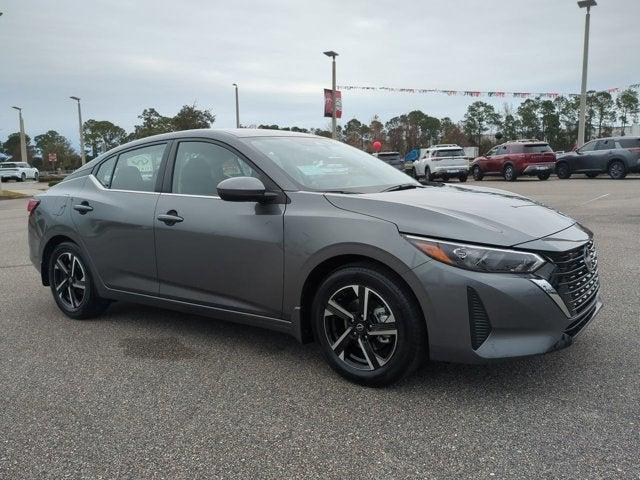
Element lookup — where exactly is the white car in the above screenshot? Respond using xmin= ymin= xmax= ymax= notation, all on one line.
xmin=0 ymin=162 xmax=40 ymax=182
xmin=412 ymin=144 xmax=470 ymax=182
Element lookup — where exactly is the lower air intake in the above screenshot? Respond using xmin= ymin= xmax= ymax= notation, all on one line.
xmin=467 ymin=287 xmax=492 ymax=350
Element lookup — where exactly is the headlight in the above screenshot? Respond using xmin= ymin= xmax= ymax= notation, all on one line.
xmin=404 ymin=235 xmax=546 ymax=273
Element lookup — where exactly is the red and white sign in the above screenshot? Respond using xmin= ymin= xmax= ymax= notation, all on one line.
xmin=48 ymin=153 xmax=57 ymax=163
xmin=324 ymin=89 xmax=342 ymax=119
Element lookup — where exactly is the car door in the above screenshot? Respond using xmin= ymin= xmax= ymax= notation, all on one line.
xmin=71 ymin=142 xmax=169 ymax=294
xmin=480 ymin=147 xmax=497 ymax=173
xmin=154 ymin=140 xmax=285 ymax=318
xmin=594 ymin=139 xmax=614 ymax=171
xmin=574 ymin=140 xmax=597 ymax=171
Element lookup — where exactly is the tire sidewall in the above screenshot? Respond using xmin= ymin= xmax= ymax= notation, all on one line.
xmin=48 ymin=242 xmax=101 ymax=319
xmin=609 ymin=161 xmax=626 ymax=180
xmin=311 ymin=265 xmax=426 ymax=386
xmin=504 ymin=165 xmax=515 ymax=181
xmin=556 ymin=163 xmax=570 ymax=179
xmin=472 ymin=166 xmax=483 ymax=180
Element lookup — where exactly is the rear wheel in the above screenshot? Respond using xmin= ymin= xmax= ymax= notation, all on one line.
xmin=503 ymin=164 xmax=517 ymax=182
xmin=608 ymin=160 xmax=626 ymax=180
xmin=425 ymin=167 xmax=434 ymax=182
xmin=585 ymin=172 xmax=598 ymax=178
xmin=312 ymin=264 xmax=427 ymax=386
xmin=19 ymin=172 xmax=26 ymax=182
xmin=472 ymin=165 xmax=483 ymax=181
xmin=49 ymin=242 xmax=110 ymax=320
xmin=537 ymin=172 xmax=551 ymax=180
xmin=458 ymin=174 xmax=468 ymax=183
xmin=34 ymin=171 xmax=39 ymax=181
xmin=556 ymin=162 xmax=571 ymax=179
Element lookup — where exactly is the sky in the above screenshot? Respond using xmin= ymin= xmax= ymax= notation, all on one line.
xmin=1 ymin=0 xmax=638 ymax=150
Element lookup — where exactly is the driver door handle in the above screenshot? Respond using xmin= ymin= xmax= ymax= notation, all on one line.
xmin=157 ymin=210 xmax=183 ymax=225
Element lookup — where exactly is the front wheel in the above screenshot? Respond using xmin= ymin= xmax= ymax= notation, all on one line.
xmin=19 ymin=172 xmax=26 ymax=182
xmin=472 ymin=165 xmax=483 ymax=181
xmin=34 ymin=171 xmax=39 ymax=181
xmin=425 ymin=168 xmax=434 ymax=182
xmin=458 ymin=174 xmax=468 ymax=182
xmin=556 ymin=162 xmax=571 ymax=179
xmin=503 ymin=164 xmax=517 ymax=182
xmin=608 ymin=160 xmax=626 ymax=180
xmin=49 ymin=242 xmax=110 ymax=320
xmin=312 ymin=264 xmax=427 ymax=386
xmin=537 ymin=172 xmax=551 ymax=180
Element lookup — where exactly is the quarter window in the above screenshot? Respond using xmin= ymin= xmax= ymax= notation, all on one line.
xmin=95 ymin=156 xmax=117 ymax=187
xmin=110 ymin=144 xmax=166 ymax=192
xmin=172 ymin=142 xmax=258 ymax=196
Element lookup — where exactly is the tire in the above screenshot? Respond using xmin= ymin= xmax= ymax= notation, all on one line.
xmin=19 ymin=172 xmax=26 ymax=182
xmin=472 ymin=165 xmax=483 ymax=181
xmin=409 ymin=167 xmax=417 ymax=179
xmin=585 ymin=172 xmax=598 ymax=178
xmin=48 ymin=242 xmax=110 ymax=320
xmin=608 ymin=160 xmax=626 ymax=180
xmin=34 ymin=172 xmax=39 ymax=181
xmin=458 ymin=174 xmax=468 ymax=183
xmin=311 ymin=263 xmax=427 ymax=387
xmin=425 ymin=167 xmax=434 ymax=182
xmin=503 ymin=164 xmax=517 ymax=182
xmin=556 ymin=162 xmax=571 ymax=179
xmin=537 ymin=172 xmax=551 ymax=180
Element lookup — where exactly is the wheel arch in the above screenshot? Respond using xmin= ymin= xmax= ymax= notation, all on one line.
xmin=40 ymin=235 xmax=78 ymax=286
xmin=293 ymin=252 xmax=428 ymax=345
xmin=607 ymin=157 xmax=627 ymax=169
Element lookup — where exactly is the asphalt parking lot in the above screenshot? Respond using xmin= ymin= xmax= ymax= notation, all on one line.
xmin=1 ymin=177 xmax=639 ymax=479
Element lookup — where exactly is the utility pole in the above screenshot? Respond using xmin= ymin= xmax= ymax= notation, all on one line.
xmin=232 ymin=84 xmax=240 ymax=128
xmin=323 ymin=51 xmax=339 ymax=139
xmin=576 ymin=0 xmax=596 ymax=147
xmin=70 ymin=96 xmax=86 ymax=165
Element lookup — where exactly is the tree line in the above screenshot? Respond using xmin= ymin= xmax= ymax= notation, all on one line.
xmin=1 ymin=88 xmax=638 ymax=170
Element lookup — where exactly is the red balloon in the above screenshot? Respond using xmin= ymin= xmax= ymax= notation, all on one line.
xmin=372 ymin=140 xmax=382 ymax=152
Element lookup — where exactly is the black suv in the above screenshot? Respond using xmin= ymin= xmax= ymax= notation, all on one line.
xmin=556 ymin=136 xmax=640 ymax=180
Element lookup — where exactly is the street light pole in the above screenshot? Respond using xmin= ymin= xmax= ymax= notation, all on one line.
xmin=577 ymin=0 xmax=596 ymax=148
xmin=323 ymin=51 xmax=339 ymax=139
xmin=11 ymin=106 xmax=28 ymax=164
xmin=232 ymin=83 xmax=240 ymax=128
xmin=70 ymin=96 xmax=86 ymax=165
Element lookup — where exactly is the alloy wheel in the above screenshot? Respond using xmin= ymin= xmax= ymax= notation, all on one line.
xmin=53 ymin=252 xmax=86 ymax=310
xmin=323 ymin=285 xmax=398 ymax=371
xmin=609 ymin=161 xmax=625 ymax=179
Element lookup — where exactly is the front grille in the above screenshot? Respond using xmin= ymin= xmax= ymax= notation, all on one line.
xmin=467 ymin=287 xmax=492 ymax=350
xmin=547 ymin=240 xmax=599 ymax=318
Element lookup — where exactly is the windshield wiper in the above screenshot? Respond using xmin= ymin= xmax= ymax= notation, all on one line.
xmin=381 ymin=183 xmax=422 ymax=192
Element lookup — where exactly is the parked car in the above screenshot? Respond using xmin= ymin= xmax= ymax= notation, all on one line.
xmin=555 ymin=136 xmax=640 ymax=180
xmin=0 ymin=162 xmax=40 ymax=182
xmin=373 ymin=151 xmax=404 ymax=170
xmin=411 ymin=144 xmax=469 ymax=182
xmin=28 ymin=129 xmax=602 ymax=386
xmin=470 ymin=140 xmax=556 ymax=181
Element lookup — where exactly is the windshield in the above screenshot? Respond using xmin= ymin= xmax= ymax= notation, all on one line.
xmin=434 ymin=149 xmax=465 ymax=157
xmin=249 ymin=137 xmax=417 ymax=192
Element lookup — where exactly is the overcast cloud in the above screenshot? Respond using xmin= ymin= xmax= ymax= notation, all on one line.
xmin=1 ymin=0 xmax=638 ymax=148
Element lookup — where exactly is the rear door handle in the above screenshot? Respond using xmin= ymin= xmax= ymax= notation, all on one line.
xmin=157 ymin=210 xmax=183 ymax=225
xmin=73 ymin=202 xmax=93 ymax=214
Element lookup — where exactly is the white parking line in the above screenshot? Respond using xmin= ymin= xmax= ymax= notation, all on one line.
xmin=581 ymin=193 xmax=610 ymax=206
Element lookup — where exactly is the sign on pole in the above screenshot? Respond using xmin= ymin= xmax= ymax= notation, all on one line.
xmin=324 ymin=89 xmax=342 ymax=118
xmin=48 ymin=153 xmax=58 ymax=163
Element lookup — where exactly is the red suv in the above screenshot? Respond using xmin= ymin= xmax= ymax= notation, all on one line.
xmin=470 ymin=140 xmax=556 ymax=181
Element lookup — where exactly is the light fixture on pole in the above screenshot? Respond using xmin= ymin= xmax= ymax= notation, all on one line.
xmin=323 ymin=51 xmax=339 ymax=139
xmin=70 ymin=96 xmax=86 ymax=165
xmin=11 ymin=106 xmax=28 ymax=164
xmin=232 ymin=83 xmax=240 ymax=128
xmin=576 ymin=0 xmax=596 ymax=147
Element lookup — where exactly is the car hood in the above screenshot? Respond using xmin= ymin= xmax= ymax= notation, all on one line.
xmin=325 ymin=184 xmax=575 ymax=247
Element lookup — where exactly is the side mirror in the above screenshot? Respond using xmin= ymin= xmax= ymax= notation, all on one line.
xmin=217 ymin=176 xmax=277 ymax=203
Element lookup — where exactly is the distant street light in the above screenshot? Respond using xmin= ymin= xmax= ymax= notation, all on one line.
xmin=232 ymin=83 xmax=240 ymax=128
xmin=323 ymin=51 xmax=339 ymax=139
xmin=69 ymin=96 xmax=86 ymax=165
xmin=576 ymin=0 xmax=597 ymax=147
xmin=11 ymin=106 xmax=28 ymax=164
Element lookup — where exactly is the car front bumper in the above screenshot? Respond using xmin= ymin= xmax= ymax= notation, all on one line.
xmin=409 ymin=259 xmax=602 ymax=364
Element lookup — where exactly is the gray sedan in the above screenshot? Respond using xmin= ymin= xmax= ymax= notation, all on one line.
xmin=27 ymin=129 xmax=602 ymax=386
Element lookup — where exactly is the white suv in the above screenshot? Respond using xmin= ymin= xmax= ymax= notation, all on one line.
xmin=412 ymin=144 xmax=470 ymax=182
xmin=0 ymin=162 xmax=40 ymax=182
